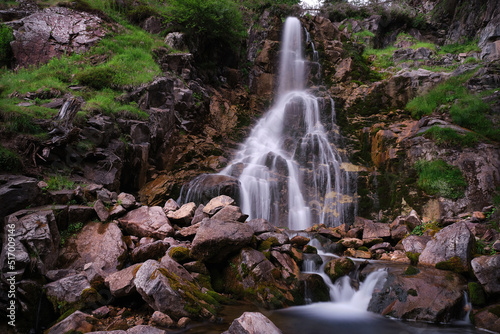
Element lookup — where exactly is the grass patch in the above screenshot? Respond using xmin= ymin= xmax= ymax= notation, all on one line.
xmin=439 ymin=39 xmax=481 ymax=55
xmin=450 ymin=95 xmax=500 ymax=141
xmin=0 ymin=145 xmax=22 ymax=172
xmin=44 ymin=175 xmax=76 ymax=191
xmin=423 ymin=126 xmax=480 ymax=148
xmin=415 ymin=159 xmax=467 ymax=199
xmin=405 ymin=71 xmax=475 ymax=119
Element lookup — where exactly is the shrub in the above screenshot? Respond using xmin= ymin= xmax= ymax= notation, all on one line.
xmin=166 ymin=0 xmax=247 ymax=52
xmin=75 ymin=66 xmax=117 ymax=90
xmin=0 ymin=145 xmax=21 ymax=172
xmin=415 ymin=159 xmax=467 ymax=199
xmin=0 ymin=23 xmax=14 ymax=68
xmin=423 ymin=126 xmax=479 ymax=148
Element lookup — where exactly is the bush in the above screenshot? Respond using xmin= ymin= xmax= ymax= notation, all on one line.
xmin=0 ymin=145 xmax=21 ymax=172
xmin=75 ymin=66 xmax=117 ymax=90
xmin=0 ymin=23 xmax=14 ymax=68
xmin=166 ymin=0 xmax=247 ymax=51
xmin=415 ymin=159 xmax=467 ymax=200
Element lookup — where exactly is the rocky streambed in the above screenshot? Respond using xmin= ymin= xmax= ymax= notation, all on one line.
xmin=1 ymin=175 xmax=499 ymax=334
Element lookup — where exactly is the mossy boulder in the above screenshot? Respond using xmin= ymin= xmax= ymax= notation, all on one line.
xmin=324 ymin=257 xmax=355 ymax=282
xmin=168 ymin=246 xmax=192 ymax=264
xmin=468 ymin=282 xmax=486 ymax=306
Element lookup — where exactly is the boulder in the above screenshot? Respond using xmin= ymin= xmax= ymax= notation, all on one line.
xmin=212 ymin=205 xmax=248 ymax=223
xmin=133 ymin=259 xmax=189 ymax=318
xmin=324 ymin=257 xmax=355 ymax=282
xmin=362 ymin=221 xmax=391 ymax=242
xmin=1 ymin=209 xmax=59 ymax=280
xmin=471 ymin=255 xmax=500 ymax=294
xmin=166 ymin=202 xmax=196 ymax=226
xmin=203 ymin=195 xmax=236 ymax=215
xmin=401 ymin=235 xmax=431 ymax=254
xmin=473 ymin=304 xmax=500 ymax=333
xmin=44 ymin=274 xmax=99 ymax=313
xmin=366 ymin=265 xmax=467 ymax=322
xmin=118 ymin=206 xmax=174 ymax=239
xmin=257 ymin=232 xmax=289 ymax=245
xmin=105 ymin=264 xmax=141 ymax=298
xmin=10 ymin=7 xmax=105 ymax=68
xmin=150 ymin=311 xmax=175 ymax=328
xmin=245 ymin=218 xmax=277 ymax=234
xmin=340 ymin=238 xmax=363 ymax=248
xmin=46 ymin=311 xmax=96 ymax=334
xmin=117 ymin=192 xmax=137 ymax=210
xmin=419 ymin=222 xmax=474 ymax=271
xmin=127 ymin=325 xmax=167 ymax=334
xmin=191 ymin=218 xmax=254 ymax=263
xmin=0 ymin=175 xmax=42 ymax=219
xmin=71 ymin=221 xmax=128 ymax=274
xmin=82 ymin=146 xmax=123 ymax=192
xmin=131 ymin=240 xmax=169 ymax=264
xmin=163 ymin=198 xmax=180 ymax=212
xmin=223 ymin=312 xmax=282 ymax=334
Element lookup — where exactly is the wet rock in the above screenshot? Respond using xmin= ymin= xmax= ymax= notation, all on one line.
xmin=340 ymin=237 xmax=363 ymax=248
xmin=191 ymin=204 xmax=208 ymax=225
xmin=401 ymin=235 xmax=431 ymax=254
xmin=472 ymin=304 xmax=500 ymax=333
xmin=94 ymin=199 xmax=110 ymax=222
xmin=344 ymin=248 xmax=371 ymax=259
xmin=367 ymin=265 xmax=467 ymax=322
xmin=290 ymin=235 xmax=310 ymax=247
xmin=471 ymin=255 xmax=500 ymax=294
xmin=191 ymin=218 xmax=254 ymax=263
xmin=159 ymin=254 xmax=194 ymax=281
xmin=105 ymin=264 xmax=141 ymax=298
xmin=71 ymin=221 xmax=128 ymax=274
xmin=177 ymin=317 xmax=191 ymax=328
xmin=223 ymin=312 xmax=282 ymax=334
xmin=166 ymin=202 xmax=196 ymax=226
xmin=1 ymin=209 xmax=59 ymax=280
xmin=270 ymin=250 xmax=301 ymax=279
xmin=258 ymin=232 xmax=289 ymax=245
xmin=324 ymin=257 xmax=355 ymax=283
xmin=127 ymin=325 xmax=167 ymax=334
xmin=46 ymin=311 xmax=96 ymax=334
xmin=300 ymin=273 xmax=330 ymax=302
xmin=131 ymin=240 xmax=169 ymax=264
xmin=10 ymin=7 xmax=105 ymax=67
xmin=118 ymin=206 xmax=174 ymax=239
xmin=176 ymin=222 xmax=202 ymax=239
xmin=419 ymin=222 xmax=474 ymax=271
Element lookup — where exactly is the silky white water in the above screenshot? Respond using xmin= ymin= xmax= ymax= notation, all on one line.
xmin=218 ymin=17 xmax=356 ymax=229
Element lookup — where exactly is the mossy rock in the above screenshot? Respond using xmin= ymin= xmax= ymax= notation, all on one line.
xmin=258 ymin=237 xmax=280 ymax=252
xmin=303 ymin=245 xmax=318 ymax=254
xmin=169 ymin=246 xmax=192 ymax=263
xmin=435 ymin=256 xmax=467 ymax=273
xmin=405 ymin=252 xmax=420 ymax=265
xmin=468 ymin=282 xmax=486 ymax=306
xmin=403 ymin=265 xmax=420 ymax=276
xmin=324 ymin=257 xmax=355 ymax=282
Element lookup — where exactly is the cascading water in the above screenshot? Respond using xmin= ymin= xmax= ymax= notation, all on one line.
xmin=216 ymin=17 xmax=356 ymax=229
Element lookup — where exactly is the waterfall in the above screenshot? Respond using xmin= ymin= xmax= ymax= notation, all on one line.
xmin=182 ymin=17 xmax=357 ymax=229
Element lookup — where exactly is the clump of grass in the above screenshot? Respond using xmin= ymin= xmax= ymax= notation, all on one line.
xmin=0 ymin=144 xmax=22 ymax=172
xmin=415 ymin=159 xmax=467 ymax=199
xmin=0 ymin=23 xmax=14 ymax=68
xmin=450 ymin=95 xmax=500 ymax=141
xmin=82 ymin=89 xmax=148 ymax=119
xmin=405 ymin=72 xmax=474 ymax=118
xmin=60 ymin=222 xmax=84 ymax=246
xmin=423 ymin=126 xmax=480 ymax=147
xmin=439 ymin=39 xmax=481 ymax=55
xmin=44 ymin=175 xmax=76 ymax=191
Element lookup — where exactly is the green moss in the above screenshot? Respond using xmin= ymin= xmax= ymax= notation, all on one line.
xmin=407 ymin=288 xmax=418 ymax=296
xmin=435 ymin=256 xmax=467 ymax=273
xmin=168 ymin=246 xmax=191 ymax=263
xmin=258 ymin=237 xmax=279 ymax=252
xmin=405 ymin=252 xmax=420 ymax=265
xmin=423 ymin=126 xmax=480 ymax=148
xmin=403 ymin=265 xmax=420 ymax=276
xmin=415 ymin=159 xmax=467 ymax=200
xmin=0 ymin=144 xmax=21 ymax=172
xmin=303 ymin=245 xmax=318 ymax=254
xmin=468 ymin=282 xmax=486 ymax=306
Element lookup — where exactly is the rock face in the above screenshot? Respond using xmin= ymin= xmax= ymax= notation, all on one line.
xmin=190 ymin=218 xmax=254 ymax=263
xmin=223 ymin=312 xmax=282 ymax=334
xmin=419 ymin=222 xmax=474 ymax=271
xmin=1 ymin=209 xmax=59 ymax=280
xmin=10 ymin=7 xmax=105 ymax=67
xmin=0 ymin=175 xmax=42 ymax=220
